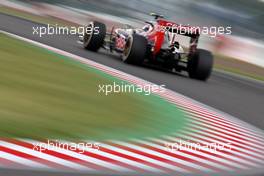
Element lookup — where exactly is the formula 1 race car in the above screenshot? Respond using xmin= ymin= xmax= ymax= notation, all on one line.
xmin=80 ymin=13 xmax=213 ymax=81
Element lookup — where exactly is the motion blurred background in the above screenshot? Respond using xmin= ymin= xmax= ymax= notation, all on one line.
xmin=1 ymin=0 xmax=264 ymax=78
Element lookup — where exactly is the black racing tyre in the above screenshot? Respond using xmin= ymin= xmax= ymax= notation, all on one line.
xmin=187 ymin=49 xmax=213 ymax=81
xmin=122 ymin=34 xmax=147 ymax=65
xmin=83 ymin=21 xmax=106 ymax=51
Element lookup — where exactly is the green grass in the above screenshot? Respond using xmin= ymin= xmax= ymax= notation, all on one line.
xmin=214 ymin=66 xmax=264 ymax=82
xmin=214 ymin=55 xmax=264 ymax=82
xmin=0 ymin=34 xmax=187 ymax=141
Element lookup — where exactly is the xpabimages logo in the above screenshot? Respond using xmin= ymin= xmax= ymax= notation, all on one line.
xmin=165 ymin=140 xmax=232 ymax=153
xmin=157 ymin=24 xmax=232 ymax=37
xmin=98 ymin=82 xmax=166 ymax=96
xmin=32 ymin=24 xmax=99 ymax=37
xmin=33 ymin=140 xmax=101 ymax=154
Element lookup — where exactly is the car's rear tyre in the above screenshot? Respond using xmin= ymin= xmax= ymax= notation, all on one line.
xmin=187 ymin=49 xmax=213 ymax=81
xmin=83 ymin=21 xmax=106 ymax=51
xmin=122 ymin=34 xmax=147 ymax=65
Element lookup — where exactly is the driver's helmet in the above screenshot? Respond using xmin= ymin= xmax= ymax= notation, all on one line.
xmin=142 ymin=24 xmax=153 ymax=33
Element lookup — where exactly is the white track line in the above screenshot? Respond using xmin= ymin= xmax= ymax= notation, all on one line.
xmin=148 ymin=138 xmax=251 ymax=170
xmin=0 ymin=151 xmax=51 ymax=169
xmin=0 ymin=141 xmax=93 ymax=171
xmin=96 ymin=143 xmax=170 ymax=173
xmin=21 ymin=140 xmax=132 ymax=173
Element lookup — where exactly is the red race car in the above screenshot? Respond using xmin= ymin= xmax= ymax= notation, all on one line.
xmin=80 ymin=13 xmax=213 ymax=81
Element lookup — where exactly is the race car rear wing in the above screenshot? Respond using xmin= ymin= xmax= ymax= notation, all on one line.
xmin=157 ymin=19 xmax=200 ymax=53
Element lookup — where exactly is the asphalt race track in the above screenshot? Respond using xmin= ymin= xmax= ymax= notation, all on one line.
xmin=1 ymin=13 xmax=264 ymax=130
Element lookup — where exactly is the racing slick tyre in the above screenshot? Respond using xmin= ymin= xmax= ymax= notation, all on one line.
xmin=187 ymin=49 xmax=213 ymax=81
xmin=83 ymin=21 xmax=106 ymax=51
xmin=122 ymin=34 xmax=147 ymax=65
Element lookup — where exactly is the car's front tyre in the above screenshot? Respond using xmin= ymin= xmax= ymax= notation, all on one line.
xmin=83 ymin=21 xmax=106 ymax=51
